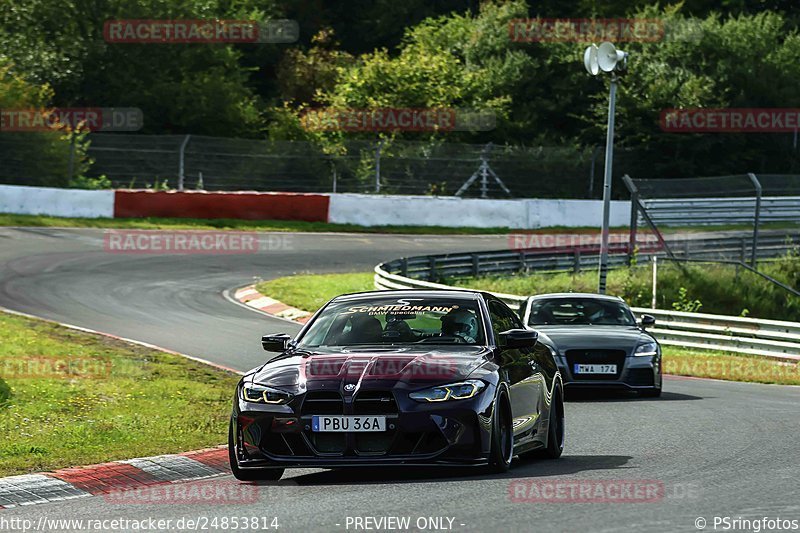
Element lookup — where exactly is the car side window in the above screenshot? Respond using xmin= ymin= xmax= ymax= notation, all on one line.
xmin=488 ymin=300 xmax=522 ymax=345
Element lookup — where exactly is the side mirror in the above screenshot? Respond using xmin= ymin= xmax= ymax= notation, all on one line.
xmin=640 ymin=315 xmax=656 ymax=328
xmin=261 ymin=333 xmax=292 ymax=352
xmin=499 ymin=328 xmax=539 ymax=349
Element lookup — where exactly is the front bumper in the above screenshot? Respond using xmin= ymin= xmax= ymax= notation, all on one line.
xmin=232 ymin=384 xmax=497 ymax=469
xmin=558 ymin=352 xmax=662 ymax=390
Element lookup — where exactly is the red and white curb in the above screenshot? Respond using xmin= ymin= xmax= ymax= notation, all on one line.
xmin=0 ymin=447 xmax=228 ymax=509
xmin=234 ymin=285 xmax=311 ymax=323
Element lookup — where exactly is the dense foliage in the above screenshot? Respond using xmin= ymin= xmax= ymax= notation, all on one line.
xmin=1 ymin=0 xmax=799 ymax=189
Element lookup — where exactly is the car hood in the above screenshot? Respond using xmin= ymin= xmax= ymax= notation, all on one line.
xmin=248 ymin=345 xmax=491 ymax=393
xmin=532 ymin=326 xmax=649 ymax=354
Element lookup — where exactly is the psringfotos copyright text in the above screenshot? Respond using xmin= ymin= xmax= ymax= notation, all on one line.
xmin=695 ymin=516 xmax=799 ymax=532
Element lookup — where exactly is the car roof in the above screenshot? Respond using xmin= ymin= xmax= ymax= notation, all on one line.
xmin=529 ymin=292 xmax=626 ymax=303
xmin=332 ymin=289 xmax=486 ymax=302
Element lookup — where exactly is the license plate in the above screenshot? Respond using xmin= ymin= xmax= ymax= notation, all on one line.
xmin=311 ymin=415 xmax=387 ymax=432
xmin=574 ymin=363 xmax=617 ymax=375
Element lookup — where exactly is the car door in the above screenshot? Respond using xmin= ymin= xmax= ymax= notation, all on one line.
xmin=487 ymin=298 xmax=541 ymax=442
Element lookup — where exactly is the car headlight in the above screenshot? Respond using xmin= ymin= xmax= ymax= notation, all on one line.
xmin=634 ymin=342 xmax=659 ymax=357
xmin=409 ymin=379 xmax=486 ymax=402
xmin=241 ymin=383 xmax=293 ymax=404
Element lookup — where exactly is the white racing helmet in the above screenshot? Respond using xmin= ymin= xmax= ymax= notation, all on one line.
xmin=441 ymin=308 xmax=478 ymax=343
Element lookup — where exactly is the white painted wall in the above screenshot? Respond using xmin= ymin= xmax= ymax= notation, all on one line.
xmin=0 ymin=185 xmax=114 ymax=218
xmin=328 ymin=193 xmax=631 ymax=229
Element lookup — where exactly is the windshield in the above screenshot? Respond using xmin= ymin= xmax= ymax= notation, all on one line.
xmin=528 ymin=298 xmax=636 ymax=326
xmin=298 ymin=297 xmax=485 ymax=347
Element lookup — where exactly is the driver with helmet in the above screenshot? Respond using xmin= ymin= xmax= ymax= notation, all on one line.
xmin=440 ymin=308 xmax=479 ymax=343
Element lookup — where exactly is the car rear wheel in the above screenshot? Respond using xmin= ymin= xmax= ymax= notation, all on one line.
xmin=542 ymin=387 xmax=564 ymax=459
xmin=228 ymin=419 xmax=285 ymax=481
xmin=525 ymin=386 xmax=564 ymax=460
xmin=486 ymin=391 xmax=513 ymax=473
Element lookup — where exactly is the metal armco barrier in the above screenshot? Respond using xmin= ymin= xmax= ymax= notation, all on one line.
xmin=374 ymin=240 xmax=800 ymax=360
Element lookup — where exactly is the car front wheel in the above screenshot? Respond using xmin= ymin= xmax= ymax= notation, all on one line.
xmin=228 ymin=418 xmax=285 ymax=481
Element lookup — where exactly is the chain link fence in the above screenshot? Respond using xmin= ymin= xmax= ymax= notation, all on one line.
xmin=79 ymin=134 xmax=599 ymax=198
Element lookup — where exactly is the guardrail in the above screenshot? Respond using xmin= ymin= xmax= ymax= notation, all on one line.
xmin=374 ymin=245 xmax=800 ymax=361
xmin=381 ymin=233 xmax=799 ymax=282
xmin=642 ymin=196 xmax=800 ymax=225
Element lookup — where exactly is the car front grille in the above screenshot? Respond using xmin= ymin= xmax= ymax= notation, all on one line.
xmin=300 ymin=391 xmax=344 ymax=415
xmin=566 ymin=349 xmax=626 ymax=380
xmin=261 ymin=388 xmax=449 ymax=459
xmin=353 ymin=390 xmax=398 ymax=415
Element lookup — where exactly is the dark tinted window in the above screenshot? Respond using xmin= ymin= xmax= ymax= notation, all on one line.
xmin=527 ymin=298 xmax=636 ymax=326
xmin=299 ymin=296 xmax=485 ymax=347
xmin=488 ymin=299 xmax=524 ymax=344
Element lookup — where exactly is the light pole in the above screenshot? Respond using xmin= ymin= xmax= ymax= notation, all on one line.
xmin=583 ymin=42 xmax=628 ymax=294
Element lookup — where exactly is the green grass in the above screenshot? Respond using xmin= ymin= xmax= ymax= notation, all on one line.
xmin=662 ymin=347 xmax=800 ymax=385
xmin=2 ymin=212 xmax=798 ymax=236
xmin=255 ymin=271 xmax=800 ymax=386
xmin=0 ymin=312 xmax=240 ymax=476
xmin=0 ymin=213 xmax=619 ymax=235
xmin=256 ymin=272 xmax=375 ymax=313
xmin=451 ymin=254 xmax=800 ymax=322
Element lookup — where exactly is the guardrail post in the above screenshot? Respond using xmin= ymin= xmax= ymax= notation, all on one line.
xmin=401 ymin=257 xmax=408 ymax=277
xmin=573 ymin=250 xmax=581 ymax=273
xmin=622 ymin=174 xmax=639 ymax=265
xmin=472 ymin=254 xmax=480 ymax=277
xmin=429 ymin=256 xmax=436 ymax=281
xmin=748 ymin=173 xmax=762 ymax=268
xmin=740 ymin=238 xmax=747 ymax=264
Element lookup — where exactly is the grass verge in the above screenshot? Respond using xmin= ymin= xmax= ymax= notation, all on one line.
xmin=256 ymin=271 xmax=800 ymax=386
xmin=0 ymin=213 xmax=600 ymax=235
xmin=451 ymin=254 xmax=800 ymax=322
xmin=256 ymin=272 xmax=375 ymax=313
xmin=0 ymin=311 xmax=239 ymax=477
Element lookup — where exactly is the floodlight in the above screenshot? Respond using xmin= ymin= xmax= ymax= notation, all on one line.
xmin=583 ymin=44 xmax=599 ymax=76
xmin=597 ymin=41 xmax=627 ymax=73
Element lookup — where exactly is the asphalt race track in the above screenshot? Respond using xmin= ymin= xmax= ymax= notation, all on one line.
xmin=1 ymin=227 xmax=799 ymax=532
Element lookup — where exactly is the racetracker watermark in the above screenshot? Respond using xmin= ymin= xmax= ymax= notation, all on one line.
xmin=300 ymin=108 xmax=496 ymax=132
xmin=510 ymin=18 xmax=663 ymax=42
xmin=303 ymin=356 xmax=462 ymax=381
xmin=103 ymin=231 xmax=293 ymax=254
xmin=666 ymin=359 xmax=800 ymax=381
xmin=1 ymin=108 xmax=143 ymax=132
xmin=104 ymin=19 xmax=298 ymax=44
xmin=509 ymin=18 xmax=703 ymax=43
xmin=104 ymin=480 xmax=260 ymax=505
xmin=507 ymin=232 xmax=664 ymax=254
xmin=661 ymin=108 xmax=800 ymax=133
xmin=508 ymin=479 xmax=701 ymax=503
xmin=0 ymin=356 xmax=112 ymax=379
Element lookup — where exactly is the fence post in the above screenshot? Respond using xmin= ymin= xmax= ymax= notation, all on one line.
xmin=67 ymin=133 xmax=76 ymax=182
xmin=748 ymin=172 xmax=762 ymax=268
xmin=588 ymin=145 xmax=601 ymax=198
xmin=374 ymin=139 xmax=385 ymax=193
xmin=651 ymin=256 xmax=658 ymax=309
xmin=178 ymin=134 xmax=191 ymax=191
